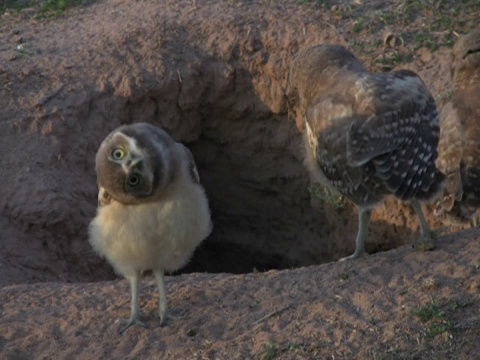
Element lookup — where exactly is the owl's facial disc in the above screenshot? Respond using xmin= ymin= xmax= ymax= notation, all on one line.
xmin=109 ymin=133 xmax=155 ymax=199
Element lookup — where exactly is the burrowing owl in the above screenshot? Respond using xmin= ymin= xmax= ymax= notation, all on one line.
xmin=89 ymin=123 xmax=212 ymax=332
xmin=288 ymin=44 xmax=445 ymax=260
xmin=434 ymin=30 xmax=480 ymax=225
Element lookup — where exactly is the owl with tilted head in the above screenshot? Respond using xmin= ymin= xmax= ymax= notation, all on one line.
xmin=89 ymin=122 xmax=212 ymax=333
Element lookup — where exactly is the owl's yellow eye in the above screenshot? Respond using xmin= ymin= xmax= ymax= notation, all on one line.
xmin=112 ymin=148 xmax=125 ymax=160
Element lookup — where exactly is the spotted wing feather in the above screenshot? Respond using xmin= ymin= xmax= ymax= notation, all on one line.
xmin=307 ymin=70 xmax=444 ymax=206
xmin=347 ymin=70 xmax=443 ymax=200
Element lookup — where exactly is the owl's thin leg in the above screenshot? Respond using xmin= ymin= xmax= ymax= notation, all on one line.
xmin=118 ymin=271 xmax=147 ymax=333
xmin=471 ymin=210 xmax=479 ymax=227
xmin=411 ymin=199 xmax=435 ymax=251
xmin=340 ymin=208 xmax=372 ymax=261
xmin=153 ymin=270 xmax=168 ymax=326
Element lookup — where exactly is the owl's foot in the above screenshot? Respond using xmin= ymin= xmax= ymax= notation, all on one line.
xmin=412 ymin=236 xmax=435 ymax=251
xmin=339 ymin=250 xmax=369 ymax=261
xmin=412 ymin=226 xmax=447 ymax=252
xmin=154 ymin=309 xmax=183 ymax=326
xmin=117 ymin=316 xmax=147 ymax=334
xmin=158 ymin=310 xmax=167 ymax=326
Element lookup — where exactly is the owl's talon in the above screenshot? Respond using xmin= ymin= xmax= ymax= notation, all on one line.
xmin=412 ymin=236 xmax=435 ymax=251
xmin=413 ymin=225 xmax=447 ymax=251
xmin=339 ymin=251 xmax=369 ymax=261
xmin=117 ymin=317 xmax=147 ymax=333
xmin=155 ymin=311 xmax=182 ymax=326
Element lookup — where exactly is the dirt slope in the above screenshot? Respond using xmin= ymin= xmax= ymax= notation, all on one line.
xmin=1 ymin=230 xmax=479 ymax=359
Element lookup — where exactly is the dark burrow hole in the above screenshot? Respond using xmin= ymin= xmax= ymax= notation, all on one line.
xmin=181 ymin=240 xmax=299 ymax=274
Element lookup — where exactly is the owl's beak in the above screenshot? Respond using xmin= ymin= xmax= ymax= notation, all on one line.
xmin=122 ymin=157 xmax=142 ymax=174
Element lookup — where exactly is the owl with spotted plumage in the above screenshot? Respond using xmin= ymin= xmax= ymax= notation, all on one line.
xmin=434 ymin=30 xmax=480 ymax=225
xmin=89 ymin=122 xmax=212 ymax=333
xmin=288 ymin=44 xmax=445 ymax=260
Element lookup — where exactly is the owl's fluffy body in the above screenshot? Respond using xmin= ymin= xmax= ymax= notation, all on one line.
xmin=89 ymin=166 xmax=211 ymax=276
xmin=435 ymin=30 xmax=480 ymax=223
xmin=288 ymin=44 xmax=444 ymax=258
xmin=89 ymin=123 xmax=211 ymax=332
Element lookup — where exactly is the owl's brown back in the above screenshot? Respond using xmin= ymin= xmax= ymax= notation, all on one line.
xmin=289 ymin=44 xmax=445 ymax=208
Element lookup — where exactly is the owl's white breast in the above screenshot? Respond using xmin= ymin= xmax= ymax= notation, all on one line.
xmin=89 ymin=178 xmax=211 ymax=276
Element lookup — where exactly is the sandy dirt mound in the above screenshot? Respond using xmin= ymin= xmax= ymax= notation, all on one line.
xmin=1 ymin=231 xmax=479 ymax=359
xmin=0 ymin=0 xmax=474 ymax=285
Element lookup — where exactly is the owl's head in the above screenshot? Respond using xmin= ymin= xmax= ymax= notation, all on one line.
xmin=288 ymin=44 xmax=365 ymax=110
xmin=452 ymin=30 xmax=480 ymax=86
xmin=95 ymin=123 xmax=178 ymax=205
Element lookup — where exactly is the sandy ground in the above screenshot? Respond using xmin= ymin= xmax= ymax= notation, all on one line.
xmin=2 ymin=230 xmax=480 ymax=359
xmin=1 ymin=0 xmax=480 ymax=359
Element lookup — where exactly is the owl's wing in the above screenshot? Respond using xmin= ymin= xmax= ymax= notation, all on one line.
xmin=304 ymin=91 xmax=388 ymax=206
xmin=347 ymin=70 xmax=442 ymax=200
xmin=177 ymin=143 xmax=201 ymax=184
xmin=306 ymin=70 xmax=442 ymax=202
xmin=347 ymin=70 xmax=439 ymax=164
xmin=434 ymin=101 xmax=463 ymax=215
